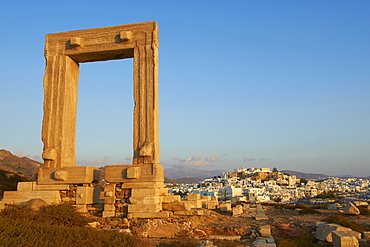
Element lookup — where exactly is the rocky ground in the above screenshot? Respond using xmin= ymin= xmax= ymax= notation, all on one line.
xmin=88 ymin=204 xmax=370 ymax=246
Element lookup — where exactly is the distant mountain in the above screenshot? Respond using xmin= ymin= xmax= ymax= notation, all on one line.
xmin=164 ymin=177 xmax=202 ymax=184
xmin=0 ymin=149 xmax=42 ymax=180
xmin=164 ymin=166 xmax=226 ymax=180
xmin=281 ymin=170 xmax=330 ymax=179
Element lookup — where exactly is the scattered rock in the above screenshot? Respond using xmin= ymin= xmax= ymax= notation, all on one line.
xmin=196 ymin=240 xmax=216 ymax=247
xmin=344 ymin=202 xmax=360 ymax=215
xmin=119 ymin=228 xmax=132 ymax=235
xmin=328 ymin=203 xmax=339 ymax=210
xmin=232 ymin=205 xmax=243 ymax=216
xmin=87 ymin=221 xmax=100 ymax=228
xmin=258 ymin=225 xmax=271 ymax=236
xmin=315 ymin=223 xmax=352 ymax=242
xmin=332 ymin=231 xmax=359 ymax=247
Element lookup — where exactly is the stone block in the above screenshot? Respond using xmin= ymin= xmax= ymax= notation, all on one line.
xmin=102 ymin=210 xmax=116 ymax=218
xmin=201 ymin=196 xmax=211 ymax=201
xmin=17 ymin=182 xmax=36 ymax=191
xmin=206 ymin=201 xmax=218 ymax=209
xmin=332 ymin=231 xmax=359 ymax=247
xmin=255 ymin=214 xmax=269 ymax=220
xmin=127 ymin=166 xmax=140 ymax=178
xmin=38 ymin=166 xmax=100 ymax=185
xmin=187 ymin=193 xmax=200 ymax=201
xmin=344 ymin=202 xmax=360 ymax=215
xmin=162 ymin=202 xmax=191 ymax=211
xmin=187 ymin=199 xmax=202 ymax=209
xmin=33 ymin=184 xmax=70 ymax=191
xmin=315 ymin=223 xmax=352 ymax=242
xmin=220 ymin=203 xmax=231 ymax=211
xmin=104 ymin=203 xmax=116 ymax=211
xmin=76 ymin=186 xmax=98 ymax=205
xmin=161 ymin=195 xmax=181 ymax=203
xmin=121 ymin=181 xmax=164 ymax=189
xmin=104 ymin=164 xmax=164 ymax=183
xmin=232 ymin=205 xmax=243 ymax=215
xmin=129 ymin=196 xmax=162 ymax=204
xmin=131 ymin=188 xmax=160 ymax=197
xmin=2 ymin=190 xmax=61 ymax=204
xmin=258 ymin=225 xmax=272 ymax=236
xmin=103 ymin=184 xmax=116 ymax=204
xmin=128 ymin=203 xmax=161 ymax=213
xmin=159 ymin=188 xmax=169 ymax=196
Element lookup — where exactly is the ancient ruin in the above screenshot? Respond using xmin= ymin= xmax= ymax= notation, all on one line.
xmin=0 ymin=21 xmax=177 ymax=218
xmin=39 ymin=21 xmax=167 ymax=218
xmin=1 ymin=22 xmax=233 ymax=222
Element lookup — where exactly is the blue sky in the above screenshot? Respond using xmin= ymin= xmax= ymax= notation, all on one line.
xmin=1 ymin=1 xmax=369 ymax=176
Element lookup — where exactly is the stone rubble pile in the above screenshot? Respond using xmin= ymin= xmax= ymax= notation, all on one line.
xmin=315 ymin=221 xmax=370 ymax=247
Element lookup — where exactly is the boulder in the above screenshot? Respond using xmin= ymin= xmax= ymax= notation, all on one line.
xmin=344 ymin=202 xmax=360 ymax=215
xmin=332 ymin=231 xmax=359 ymax=247
xmin=232 ymin=205 xmax=243 ymax=215
xmin=315 ymin=223 xmax=352 ymax=242
xmin=258 ymin=225 xmax=272 ymax=236
xmin=24 ymin=198 xmax=48 ymax=211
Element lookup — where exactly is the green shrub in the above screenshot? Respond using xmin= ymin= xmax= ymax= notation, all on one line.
xmin=325 ymin=215 xmax=370 ymax=232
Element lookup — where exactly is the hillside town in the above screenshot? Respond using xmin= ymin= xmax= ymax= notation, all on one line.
xmin=167 ymin=167 xmax=370 ymax=204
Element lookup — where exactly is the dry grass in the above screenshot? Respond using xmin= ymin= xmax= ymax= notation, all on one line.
xmin=0 ymin=204 xmax=151 ymax=247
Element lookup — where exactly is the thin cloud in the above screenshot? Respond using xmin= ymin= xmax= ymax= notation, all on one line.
xmin=15 ymin=151 xmax=30 ymax=158
xmin=163 ymin=155 xmax=209 ymax=167
xmin=205 ymin=154 xmax=226 ymax=162
xmin=77 ymin=158 xmax=106 ymax=166
xmin=240 ymin=157 xmax=257 ymax=162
